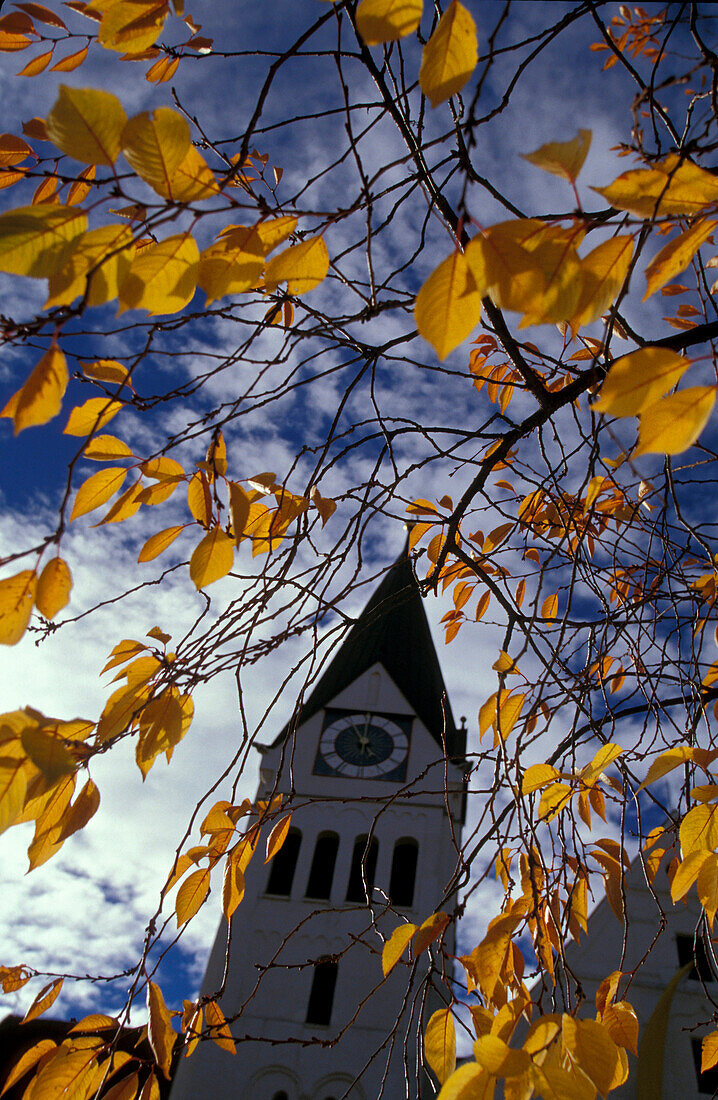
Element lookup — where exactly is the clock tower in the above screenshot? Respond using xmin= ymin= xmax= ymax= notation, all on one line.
xmin=171 ymin=545 xmax=466 ymax=1100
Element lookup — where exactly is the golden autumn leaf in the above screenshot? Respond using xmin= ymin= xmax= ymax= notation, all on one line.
xmin=644 ymin=218 xmax=717 ymax=300
xmin=0 ymin=204 xmax=86 ymax=278
xmin=423 ymin=1008 xmax=456 ymax=1085
xmin=159 ymin=145 xmax=219 ymax=202
xmin=0 ymin=1038 xmax=56 ymax=1094
xmin=205 ymin=999 xmax=235 ymax=1054
xmin=473 ymin=1034 xmax=529 ymax=1077
xmin=175 ymin=867 xmax=210 ymax=925
xmin=538 ymin=782 xmax=573 ymax=821
xmin=222 ymin=855 xmax=245 ymax=919
xmin=147 ymin=980 xmax=176 ymax=1079
xmin=119 ymin=233 xmax=199 ymax=315
xmin=83 ymin=434 xmax=134 ymax=461
xmin=601 ymin=1001 xmax=639 ymax=1056
xmin=523 ymin=129 xmax=592 ymax=183
xmin=635 ymin=386 xmax=716 ymax=456
xmin=35 ymin=557 xmax=72 ymax=619
xmin=56 ymin=778 xmax=100 ymax=841
xmin=263 ymin=235 xmax=329 ymax=294
xmin=356 ymin=0 xmax=423 ymax=45
xmin=522 ymin=763 xmax=560 ymax=794
xmin=263 ymin=814 xmax=290 ymax=863
xmin=198 ymin=238 xmax=265 ymax=303
xmin=138 ymin=525 xmax=185 ymax=563
xmin=414 ymin=911 xmax=450 ymax=955
xmin=702 ymin=1031 xmax=718 ymax=1074
xmin=45 ymin=224 xmax=134 ymax=309
xmin=0 ymin=569 xmax=36 ymax=645
xmin=419 ymin=0 xmax=477 ymax=107
xmin=697 ymin=853 xmax=718 ymax=926
xmin=98 ymin=0 xmax=168 ymax=54
xmin=81 ymin=359 xmax=130 ymax=386
xmin=49 ymin=44 xmax=88 ymax=71
xmin=570 ymin=234 xmax=634 ymax=330
xmin=22 ymin=977 xmax=63 ymax=1023
xmin=594 ymin=156 xmax=718 ymax=218
xmin=638 ymin=745 xmax=693 ymax=790
xmin=415 ymin=250 xmax=481 ymax=360
xmin=21 ymin=727 xmax=76 ymax=784
xmin=70 ymin=467 xmax=127 ymax=522
xmin=7 ymin=342 xmax=68 ymax=434
xmin=121 ymin=107 xmax=190 ymax=194
xmin=593 ymin=346 xmax=691 ymax=418
xmin=65 ymin=397 xmax=124 ymax=437
xmin=189 ymin=527 xmax=234 ymax=588
xmin=46 ymin=85 xmax=127 ymax=165
xmin=381 ymin=923 xmax=417 ymax=976
xmin=435 ymin=1063 xmax=491 ymax=1098
xmin=0 ymin=759 xmax=28 ymax=834
xmin=680 ymin=803 xmax=718 ymax=857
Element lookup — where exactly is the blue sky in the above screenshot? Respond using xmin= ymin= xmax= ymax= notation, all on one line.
xmin=0 ymin=0 xmax=712 ymax=1040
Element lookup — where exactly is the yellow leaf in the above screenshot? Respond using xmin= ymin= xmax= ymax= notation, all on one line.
xmin=98 ymin=0 xmax=168 ymax=54
xmin=309 ymin=485 xmax=336 ymax=527
xmin=702 ymin=1031 xmax=718 ymax=1074
xmin=49 ymin=43 xmax=89 ymax=71
xmin=21 ymin=727 xmax=75 ymax=784
xmin=436 ymin=1063 xmax=492 ymax=1099
xmin=0 ymin=204 xmax=86 ymax=278
xmin=697 ymin=853 xmax=718 ymax=926
xmin=496 ymin=690 xmax=524 ymax=741
xmin=17 ymin=48 xmax=53 ymax=76
xmin=222 ymin=854 xmax=245 ymax=919
xmin=593 ymin=346 xmax=691 ymax=418
xmin=644 ymin=218 xmax=717 ymax=300
xmin=161 ymin=144 xmax=218 ymax=202
xmin=94 ymin=480 xmax=142 ymax=525
xmin=0 ymin=570 xmax=36 ymax=645
xmin=205 ymin=999 xmax=235 ymax=1054
xmin=0 ymin=1038 xmax=56 ymax=1094
xmin=147 ymin=980 xmax=175 ymax=1079
xmin=522 ymin=763 xmax=560 ymax=794
xmin=638 ymin=745 xmax=693 ymax=790
xmin=680 ymin=803 xmax=718 ymax=857
xmin=142 ymin=456 xmax=184 ymax=481
xmin=46 ymin=85 xmax=127 ymax=165
xmin=65 ymin=397 xmax=124 ymax=437
xmin=45 ymin=224 xmax=134 ymax=308
xmin=538 ymin=782 xmax=573 ymax=822
xmin=522 ymin=129 xmax=592 ymax=183
xmin=475 ymin=220 xmax=544 ymax=316
xmin=187 ymin=470 xmax=212 ymax=527
xmin=228 ymin=481 xmax=251 ymax=542
xmin=96 ymin=682 xmax=149 ymax=742
xmin=175 ymin=867 xmax=210 ymax=925
xmin=56 ymin=778 xmax=100 ymax=841
xmin=119 ymin=233 xmax=199 ymax=315
xmin=419 ymin=0 xmax=477 ymax=107
xmin=541 ymin=593 xmax=558 ymax=620
xmin=198 ymin=237 xmax=265 ymax=303
xmin=35 ymin=557 xmax=72 ymax=619
xmin=382 ymin=923 xmax=417 ymax=976
xmin=594 ymin=156 xmax=718 ymax=218
xmin=562 ymin=1015 xmax=620 ymax=1096
xmin=11 ymin=343 xmax=68 ymax=434
xmin=669 ymin=849 xmax=712 ymax=902
xmin=263 ymin=235 xmax=329 ymax=294
xmin=635 ymin=386 xmax=716 ymax=456
xmin=22 ymin=977 xmax=63 ymax=1023
xmin=473 ymin=1034 xmax=530 ymax=1077
xmin=0 ymin=758 xmax=28 ymax=833
xmin=121 ymin=107 xmax=190 ymax=195
xmin=70 ymin=467 xmax=127 ymax=522
xmin=102 ymin=1073 xmax=141 ymax=1100
xmin=84 ymin=434 xmax=134 ymax=460
xmin=424 ymin=1008 xmax=456 ymax=1085
xmin=81 ymin=359 xmax=130 ymax=386
xmin=189 ymin=527 xmax=234 ymax=589
xmin=570 ymin=234 xmax=634 ymax=329
xmin=600 ymin=1001 xmax=638 ymax=1056
xmin=138 ymin=525 xmax=185 ymax=563
xmin=265 ymin=813 xmax=292 ymax=863
xmin=415 ymin=250 xmax=481 ymax=360
xmin=581 ymin=742 xmax=622 ymax=784
xmin=356 ymin=0 xmax=423 ymax=45
xmin=414 ymin=911 xmax=450 ymax=954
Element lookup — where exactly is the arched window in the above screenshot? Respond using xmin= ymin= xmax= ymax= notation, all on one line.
xmin=345 ymin=834 xmax=378 ymax=903
xmin=389 ymin=838 xmax=418 ymax=908
xmin=306 ymin=960 xmax=338 ymax=1026
xmin=305 ymin=832 xmax=340 ymax=900
xmin=265 ymin=827 xmax=302 ymax=896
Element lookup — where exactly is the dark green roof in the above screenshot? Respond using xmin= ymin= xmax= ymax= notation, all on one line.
xmin=272 ymin=549 xmax=460 ymax=752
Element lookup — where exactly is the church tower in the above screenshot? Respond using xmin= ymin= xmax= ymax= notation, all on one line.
xmin=171 ymin=547 xmax=467 ymax=1100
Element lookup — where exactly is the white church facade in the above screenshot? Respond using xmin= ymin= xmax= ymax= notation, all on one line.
xmin=171 ymin=549 xmax=467 ymax=1100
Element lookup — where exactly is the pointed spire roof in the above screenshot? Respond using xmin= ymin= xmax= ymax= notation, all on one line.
xmin=271 ymin=543 xmax=459 ymax=751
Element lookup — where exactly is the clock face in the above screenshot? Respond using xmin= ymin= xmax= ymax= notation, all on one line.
xmin=314 ymin=711 xmax=410 ymax=780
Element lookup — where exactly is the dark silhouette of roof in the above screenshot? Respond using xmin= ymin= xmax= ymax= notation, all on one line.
xmin=269 ymin=546 xmax=463 ymax=756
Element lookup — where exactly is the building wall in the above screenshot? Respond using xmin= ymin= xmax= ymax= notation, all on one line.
xmin=171 ymin=663 xmax=464 ymax=1100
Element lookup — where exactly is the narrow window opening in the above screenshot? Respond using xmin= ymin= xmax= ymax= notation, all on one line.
xmin=677 ymin=933 xmax=716 ymax=983
xmin=306 ymin=960 xmax=338 ymax=1026
xmin=389 ymin=838 xmax=418 ymax=908
xmin=305 ymin=832 xmax=339 ymax=900
xmin=265 ymin=827 xmax=302 ymax=896
xmin=345 ymin=835 xmax=378 ymax=903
